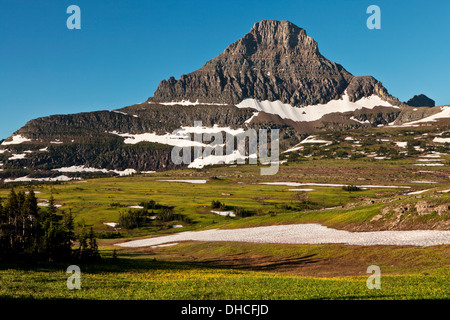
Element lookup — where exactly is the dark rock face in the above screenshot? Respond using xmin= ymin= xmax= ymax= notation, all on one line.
xmin=151 ymin=20 xmax=355 ymax=107
xmin=406 ymin=94 xmax=435 ymax=107
xmin=346 ymin=76 xmax=402 ymax=106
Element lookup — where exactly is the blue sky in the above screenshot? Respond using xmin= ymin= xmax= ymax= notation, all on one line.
xmin=1 ymin=0 xmax=449 ymax=139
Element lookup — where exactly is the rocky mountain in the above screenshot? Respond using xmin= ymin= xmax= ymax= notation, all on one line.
xmin=151 ymin=20 xmax=401 ymax=107
xmin=406 ymin=94 xmax=435 ymax=107
xmin=0 ymin=20 xmax=448 ymax=181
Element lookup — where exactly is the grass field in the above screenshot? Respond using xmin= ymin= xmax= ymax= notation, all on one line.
xmin=1 ymin=253 xmax=448 ymax=300
xmin=0 ymin=146 xmax=449 ymax=300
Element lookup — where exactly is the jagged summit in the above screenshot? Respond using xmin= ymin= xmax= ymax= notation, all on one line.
xmin=150 ymin=20 xmax=401 ymax=108
xmin=151 ymin=20 xmax=355 ymax=107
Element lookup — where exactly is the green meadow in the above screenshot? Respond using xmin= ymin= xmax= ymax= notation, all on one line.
xmin=0 ymin=157 xmax=448 ymax=300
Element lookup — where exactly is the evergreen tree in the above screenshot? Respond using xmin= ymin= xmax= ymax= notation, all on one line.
xmin=0 ymin=188 xmax=100 ymax=263
xmin=88 ymin=227 xmax=100 ymax=261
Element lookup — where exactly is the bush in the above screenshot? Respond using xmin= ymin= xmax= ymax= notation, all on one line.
xmin=342 ymin=185 xmax=362 ymax=192
xmin=97 ymin=231 xmax=122 ymax=239
xmin=233 ymin=207 xmax=256 ymax=218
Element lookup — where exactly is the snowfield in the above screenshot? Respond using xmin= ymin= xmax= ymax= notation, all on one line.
xmin=116 ymin=223 xmax=450 ymax=248
xmin=236 ymin=91 xmax=396 ymax=122
xmin=258 ymin=182 xmax=411 ymax=189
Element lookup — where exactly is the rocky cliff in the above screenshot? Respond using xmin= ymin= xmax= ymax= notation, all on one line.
xmin=151 ymin=20 xmax=355 ymax=106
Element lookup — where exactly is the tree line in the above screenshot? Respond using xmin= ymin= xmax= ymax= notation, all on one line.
xmin=0 ymin=188 xmax=100 ymax=263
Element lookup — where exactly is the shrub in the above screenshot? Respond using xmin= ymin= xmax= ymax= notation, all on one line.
xmin=233 ymin=207 xmax=256 ymax=218
xmin=342 ymin=185 xmax=362 ymax=192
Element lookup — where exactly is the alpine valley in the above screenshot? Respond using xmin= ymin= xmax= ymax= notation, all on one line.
xmin=0 ymin=20 xmax=449 ymax=182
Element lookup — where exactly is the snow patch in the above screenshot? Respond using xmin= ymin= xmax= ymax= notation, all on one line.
xmin=402 ymin=106 xmax=450 ymax=126
xmin=236 ymin=92 xmax=395 ymax=123
xmin=433 ymin=137 xmax=450 ymax=143
xmin=52 ymin=166 xmax=136 ymax=176
xmin=300 ymin=136 xmax=332 ymax=145
xmin=406 ymin=189 xmax=433 ymax=195
xmin=188 ymin=150 xmax=249 ymax=169
xmin=1 ymin=135 xmax=31 ymax=146
xmin=104 ymin=222 xmax=119 ymax=228
xmin=157 ymin=179 xmax=207 ymax=184
xmin=112 ymin=110 xmax=127 ymax=115
xmin=158 ymin=100 xmax=228 ymax=106
xmin=211 ymin=210 xmax=236 ymax=217
xmin=4 ymin=175 xmax=80 ymax=183
xmin=395 ymin=142 xmax=407 ymax=148
xmin=8 ymin=153 xmax=27 ymax=160
xmin=110 ymin=125 xmax=244 ymax=148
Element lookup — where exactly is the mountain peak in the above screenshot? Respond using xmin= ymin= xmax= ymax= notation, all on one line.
xmin=150 ymin=20 xmax=401 ymax=108
xmin=222 ymin=19 xmax=319 ymax=59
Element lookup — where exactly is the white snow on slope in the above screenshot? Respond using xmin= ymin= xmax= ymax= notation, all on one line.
xmin=402 ymin=106 xmax=450 ymax=126
xmin=188 ymin=150 xmax=250 ymax=169
xmin=1 ymin=135 xmax=31 ymax=146
xmin=4 ymin=175 xmax=80 ymax=183
xmin=157 ymin=100 xmax=228 ymax=106
xmin=112 ymin=110 xmax=128 ymax=115
xmin=52 ymin=166 xmax=137 ymax=176
xmin=350 ymin=116 xmax=370 ymax=124
xmin=283 ymin=145 xmax=303 ymax=153
xmin=116 ymin=223 xmax=450 ymax=248
xmin=244 ymin=112 xmax=260 ymax=124
xmin=110 ymin=125 xmax=244 ymax=147
xmin=433 ymin=137 xmax=450 ymax=143
xmin=8 ymin=153 xmax=27 ymax=160
xmin=395 ymin=142 xmax=408 ymax=148
xmin=110 ymin=131 xmax=204 ymax=147
xmin=299 ymin=136 xmax=332 ymax=145
xmin=236 ymin=91 xmax=395 ymax=123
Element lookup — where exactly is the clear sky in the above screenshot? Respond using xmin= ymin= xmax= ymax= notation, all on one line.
xmin=1 ymin=0 xmax=449 ymax=139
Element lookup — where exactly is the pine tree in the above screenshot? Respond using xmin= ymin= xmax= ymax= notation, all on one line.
xmin=77 ymin=227 xmax=89 ymax=261
xmin=88 ymin=227 xmax=100 ymax=261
